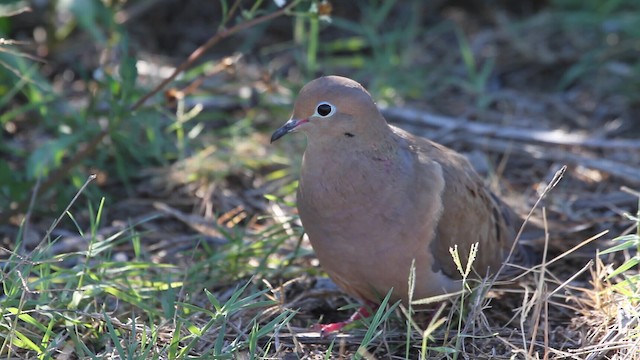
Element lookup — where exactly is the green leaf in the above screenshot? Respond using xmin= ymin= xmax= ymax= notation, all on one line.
xmin=27 ymin=134 xmax=81 ymax=178
xmin=599 ymin=235 xmax=640 ymax=255
xmin=118 ymin=36 xmax=138 ymax=98
xmin=63 ymin=0 xmax=108 ymax=43
xmin=608 ymin=255 xmax=640 ymax=279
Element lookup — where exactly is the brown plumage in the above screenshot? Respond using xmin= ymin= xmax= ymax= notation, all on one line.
xmin=271 ymin=76 xmax=523 ymax=305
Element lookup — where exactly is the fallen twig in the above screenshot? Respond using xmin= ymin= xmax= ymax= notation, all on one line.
xmin=461 ymin=136 xmax=640 ymax=186
xmin=383 ymin=106 xmax=640 ymax=150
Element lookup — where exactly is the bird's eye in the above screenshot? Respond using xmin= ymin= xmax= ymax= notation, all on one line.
xmin=315 ymin=102 xmax=335 ymax=117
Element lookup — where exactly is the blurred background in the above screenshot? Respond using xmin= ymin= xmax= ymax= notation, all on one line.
xmin=1 ymin=0 xmax=639 ymax=358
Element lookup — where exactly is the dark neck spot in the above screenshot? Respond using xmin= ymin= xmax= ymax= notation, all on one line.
xmin=344 ymin=132 xmax=355 ymax=138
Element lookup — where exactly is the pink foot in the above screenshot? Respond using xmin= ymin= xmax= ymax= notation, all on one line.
xmin=313 ymin=305 xmax=375 ymax=335
xmin=313 ymin=320 xmax=349 ymax=334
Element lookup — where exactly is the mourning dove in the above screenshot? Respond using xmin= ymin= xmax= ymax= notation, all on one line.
xmin=271 ymin=76 xmax=525 ymax=323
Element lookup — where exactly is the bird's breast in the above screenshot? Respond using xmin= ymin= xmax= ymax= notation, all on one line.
xmin=296 ymin=149 xmax=430 ymax=259
xmin=295 ymin=147 xmax=451 ymax=303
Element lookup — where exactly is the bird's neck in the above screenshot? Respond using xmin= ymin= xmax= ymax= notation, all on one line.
xmin=305 ymin=121 xmax=399 ymax=156
xmin=303 ymin=130 xmax=401 ymax=172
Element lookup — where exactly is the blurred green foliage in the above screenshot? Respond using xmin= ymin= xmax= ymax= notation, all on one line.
xmin=0 ymin=0 xmax=155 ymax=213
xmin=1 ymin=0 xmax=640 ymax=218
xmin=548 ymin=0 xmax=640 ymax=91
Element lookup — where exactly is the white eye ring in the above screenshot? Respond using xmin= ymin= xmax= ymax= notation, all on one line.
xmin=313 ymin=102 xmax=336 ymax=118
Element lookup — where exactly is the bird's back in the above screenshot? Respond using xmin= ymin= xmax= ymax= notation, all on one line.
xmin=392 ymin=126 xmax=520 ymax=280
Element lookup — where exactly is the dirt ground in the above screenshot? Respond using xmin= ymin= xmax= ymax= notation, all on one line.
xmin=3 ymin=0 xmax=640 ymax=358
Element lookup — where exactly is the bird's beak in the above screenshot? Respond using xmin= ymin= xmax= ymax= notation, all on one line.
xmin=270 ymin=118 xmax=308 ymax=143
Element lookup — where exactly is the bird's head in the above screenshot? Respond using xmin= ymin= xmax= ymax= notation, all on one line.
xmin=270 ymin=76 xmax=389 ymax=144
